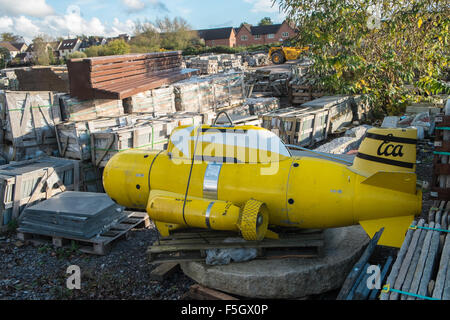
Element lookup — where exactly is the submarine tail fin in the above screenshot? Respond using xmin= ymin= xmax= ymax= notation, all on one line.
xmin=362 ymin=171 xmax=417 ymax=194
xmin=359 ymin=215 xmax=415 ymax=248
xmin=351 ymin=127 xmax=417 ymax=176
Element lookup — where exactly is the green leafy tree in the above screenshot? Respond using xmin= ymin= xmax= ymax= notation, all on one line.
xmin=84 ymin=45 xmax=101 ymax=57
xmin=67 ymin=51 xmax=87 ymax=59
xmin=157 ymin=16 xmax=198 ymax=50
xmin=258 ymin=17 xmax=273 ymax=26
xmin=0 ymin=47 xmax=11 ymax=68
xmin=103 ymin=39 xmax=130 ymax=55
xmin=129 ymin=21 xmax=161 ymax=53
xmin=275 ymin=0 xmax=450 ymax=115
xmin=32 ymin=36 xmax=50 ymax=65
xmin=1 ymin=33 xmax=22 ymax=42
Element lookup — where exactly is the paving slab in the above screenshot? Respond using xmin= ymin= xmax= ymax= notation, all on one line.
xmin=181 ymin=225 xmax=369 ymax=298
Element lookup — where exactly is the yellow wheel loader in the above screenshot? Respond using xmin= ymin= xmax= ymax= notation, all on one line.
xmin=268 ymin=44 xmax=309 ymax=65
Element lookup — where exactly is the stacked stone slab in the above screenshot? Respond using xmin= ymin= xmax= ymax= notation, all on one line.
xmin=18 ymin=191 xmax=126 ymax=239
xmin=173 ymin=73 xmax=245 ymax=113
xmin=122 ymin=86 xmax=175 ymax=116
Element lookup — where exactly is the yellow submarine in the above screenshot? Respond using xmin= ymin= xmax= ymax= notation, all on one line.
xmin=103 ymin=119 xmax=422 ymax=248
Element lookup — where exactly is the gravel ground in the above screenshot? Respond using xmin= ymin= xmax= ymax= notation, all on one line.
xmin=0 ymin=220 xmax=194 ymax=300
xmin=0 ymin=138 xmax=435 ymax=301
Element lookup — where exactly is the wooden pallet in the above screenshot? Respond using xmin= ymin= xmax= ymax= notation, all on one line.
xmin=147 ymin=228 xmax=324 ymax=264
xmin=183 ymin=284 xmax=239 ymax=300
xmin=17 ymin=211 xmax=150 ymax=255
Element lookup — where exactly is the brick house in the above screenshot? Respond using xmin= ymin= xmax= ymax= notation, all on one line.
xmin=235 ymin=20 xmax=297 ymax=47
xmin=196 ymin=27 xmax=236 ymax=47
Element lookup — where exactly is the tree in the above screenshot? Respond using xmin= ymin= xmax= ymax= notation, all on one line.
xmin=258 ymin=17 xmax=273 ymax=26
xmin=0 ymin=47 xmax=11 ymax=68
xmin=275 ymin=0 xmax=450 ymax=115
xmin=32 ymin=36 xmax=50 ymax=65
xmin=1 ymin=33 xmax=22 ymax=42
xmin=103 ymin=39 xmax=130 ymax=55
xmin=156 ymin=16 xmax=198 ymax=50
xmin=67 ymin=51 xmax=87 ymax=59
xmin=84 ymin=39 xmax=130 ymax=57
xmin=129 ymin=20 xmax=161 ymax=53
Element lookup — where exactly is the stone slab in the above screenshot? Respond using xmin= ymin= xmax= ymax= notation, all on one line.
xmin=181 ymin=225 xmax=370 ymax=299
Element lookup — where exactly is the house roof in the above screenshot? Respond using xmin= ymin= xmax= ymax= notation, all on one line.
xmin=58 ymin=39 xmax=79 ymax=50
xmin=196 ymin=27 xmax=234 ymax=41
xmin=11 ymin=42 xmax=27 ymax=51
xmin=250 ymin=24 xmax=283 ymax=35
xmin=15 ymin=52 xmax=28 ymax=59
xmin=0 ymin=42 xmax=19 ymax=52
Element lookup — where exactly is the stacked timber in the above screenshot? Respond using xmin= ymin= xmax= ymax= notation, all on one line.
xmin=58 ymin=94 xmax=124 ymax=122
xmin=13 ymin=66 xmax=69 ymax=92
xmin=0 ymin=91 xmax=61 ymax=161
xmin=122 ymin=86 xmax=175 ymax=115
xmin=0 ymin=156 xmax=80 ymax=231
xmin=381 ymin=202 xmax=450 ymax=300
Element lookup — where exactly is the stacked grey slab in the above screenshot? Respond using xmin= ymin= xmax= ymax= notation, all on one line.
xmin=18 ymin=191 xmax=126 ymax=239
xmin=302 ymin=95 xmax=356 ymax=133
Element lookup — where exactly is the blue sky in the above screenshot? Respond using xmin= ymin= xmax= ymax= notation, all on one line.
xmin=0 ymin=0 xmax=287 ymax=42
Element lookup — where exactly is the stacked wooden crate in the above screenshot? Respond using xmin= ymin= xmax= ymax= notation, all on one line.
xmin=0 ymin=156 xmax=80 ymax=231
xmin=302 ymin=95 xmax=355 ymax=133
xmin=260 ymin=107 xmax=331 ymax=147
xmin=0 ymin=91 xmax=62 ymax=161
xmin=189 ymin=59 xmax=218 ymax=75
xmin=90 ymin=113 xmax=204 ymax=167
xmin=122 ymin=86 xmax=175 ymax=116
xmin=431 ymin=108 xmax=450 ymax=200
xmin=55 ymin=116 xmax=132 ymax=161
xmin=58 ymin=94 xmax=124 ymax=122
xmin=245 ymin=70 xmax=289 ymax=97
xmin=173 ymin=73 xmax=244 ymax=113
xmin=288 ymin=84 xmax=327 ymax=105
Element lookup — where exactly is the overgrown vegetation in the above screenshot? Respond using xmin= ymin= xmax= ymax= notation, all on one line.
xmin=275 ymin=0 xmax=450 ymax=115
xmin=85 ymin=39 xmax=130 ymax=57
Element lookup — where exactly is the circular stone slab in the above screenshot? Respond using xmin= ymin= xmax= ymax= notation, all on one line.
xmin=180 ymin=225 xmax=370 ymax=299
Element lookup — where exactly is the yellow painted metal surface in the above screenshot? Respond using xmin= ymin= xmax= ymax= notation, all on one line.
xmin=103 ymin=125 xmax=423 ymax=248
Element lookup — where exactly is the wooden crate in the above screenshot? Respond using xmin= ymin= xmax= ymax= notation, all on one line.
xmin=288 ymin=84 xmax=327 ymax=105
xmin=122 ymin=86 xmax=175 ymax=115
xmin=431 ymin=114 xmax=450 ymax=200
xmin=17 ymin=211 xmax=150 ymax=255
xmin=79 ymin=161 xmax=104 ymax=193
xmin=260 ymin=107 xmax=331 ymax=146
xmin=91 ymin=119 xmax=170 ymax=167
xmin=0 ymin=156 xmax=80 ymax=231
xmin=55 ymin=116 xmax=131 ymax=161
xmin=0 ymin=91 xmax=61 ymax=160
xmin=58 ymin=95 xmax=124 ymax=122
xmin=147 ymin=228 xmax=324 ymax=264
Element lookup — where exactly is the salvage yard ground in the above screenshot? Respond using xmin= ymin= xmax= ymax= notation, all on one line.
xmin=0 ymin=140 xmax=434 ymax=300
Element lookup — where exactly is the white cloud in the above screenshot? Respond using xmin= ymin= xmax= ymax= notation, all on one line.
xmin=0 ymin=0 xmax=54 ymax=18
xmin=0 ymin=16 xmax=13 ymax=29
xmin=244 ymin=0 xmax=279 ymax=13
xmin=0 ymin=9 xmax=138 ymax=43
xmin=122 ymin=0 xmax=146 ymax=12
